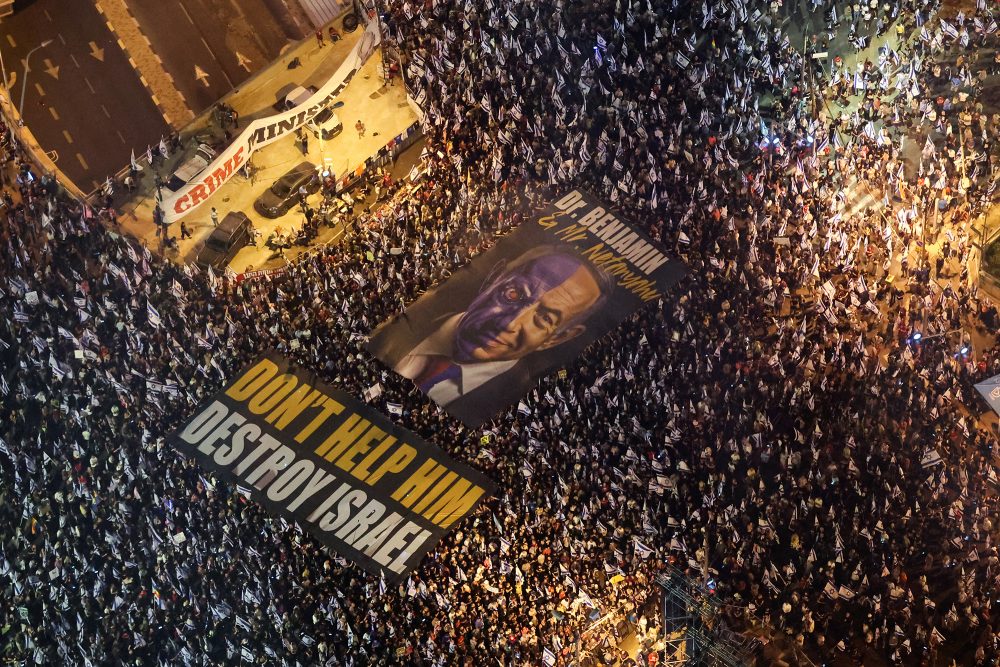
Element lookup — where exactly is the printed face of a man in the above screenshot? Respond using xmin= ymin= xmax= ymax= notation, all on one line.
xmin=453 ymin=253 xmax=601 ymax=363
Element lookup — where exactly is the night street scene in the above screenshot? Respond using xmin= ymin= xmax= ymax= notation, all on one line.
xmin=1 ymin=0 xmax=1000 ymax=665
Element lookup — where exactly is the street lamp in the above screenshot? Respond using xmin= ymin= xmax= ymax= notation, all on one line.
xmin=18 ymin=39 xmax=53 ymax=116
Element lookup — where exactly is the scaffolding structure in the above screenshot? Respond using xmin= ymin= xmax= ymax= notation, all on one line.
xmin=654 ymin=566 xmax=759 ymax=666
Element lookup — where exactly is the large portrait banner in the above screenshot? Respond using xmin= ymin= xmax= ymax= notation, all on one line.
xmin=167 ymin=352 xmax=495 ymax=582
xmin=369 ymin=189 xmax=687 ymax=427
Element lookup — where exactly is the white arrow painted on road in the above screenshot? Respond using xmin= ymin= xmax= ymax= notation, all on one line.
xmin=43 ymin=58 xmax=59 ymax=80
xmin=88 ymin=41 xmax=105 ymax=62
xmin=235 ymin=51 xmax=252 ymax=72
xmin=194 ymin=64 xmax=210 ymax=87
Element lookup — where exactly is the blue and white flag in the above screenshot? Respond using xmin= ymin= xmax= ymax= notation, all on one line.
xmin=147 ymin=303 xmax=162 ymax=328
xmin=975 ymin=374 xmax=1000 ymax=417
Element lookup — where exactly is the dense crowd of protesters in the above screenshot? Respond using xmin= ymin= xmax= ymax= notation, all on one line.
xmin=2 ymin=0 xmax=1000 ymax=665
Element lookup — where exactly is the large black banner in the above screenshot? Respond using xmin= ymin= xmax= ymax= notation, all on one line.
xmin=369 ymin=189 xmax=686 ymax=426
xmin=168 ymin=353 xmax=496 ymax=582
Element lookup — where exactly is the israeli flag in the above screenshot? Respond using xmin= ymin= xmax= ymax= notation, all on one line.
xmin=146 ymin=302 xmax=162 ymax=328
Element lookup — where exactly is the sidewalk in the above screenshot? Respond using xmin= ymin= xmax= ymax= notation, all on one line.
xmin=111 ymin=21 xmax=417 ymax=262
xmin=228 ymin=128 xmax=425 ymax=274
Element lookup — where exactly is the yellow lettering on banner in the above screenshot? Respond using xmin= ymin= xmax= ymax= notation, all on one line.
xmin=265 ymin=385 xmax=324 ymax=431
xmin=334 ymin=425 xmax=386 ymax=473
xmin=247 ymin=374 xmax=298 ymax=414
xmin=314 ymin=413 xmax=369 ymax=461
xmin=412 ymin=471 xmax=458 ymax=515
xmin=350 ymin=435 xmax=397 ymax=482
xmin=225 ymin=358 xmax=279 ymax=402
xmin=424 ymin=478 xmax=485 ymax=529
xmin=362 ymin=444 xmax=416 ymax=485
xmin=390 ymin=459 xmax=446 ymax=508
xmin=294 ymin=396 xmax=345 ymax=443
xmin=536 ymin=212 xmax=561 ymax=229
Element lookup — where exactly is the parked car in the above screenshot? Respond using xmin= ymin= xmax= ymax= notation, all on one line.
xmin=195 ymin=211 xmax=253 ymax=271
xmin=166 ymin=143 xmax=217 ymax=192
xmin=273 ymin=84 xmax=317 ymax=112
xmin=253 ymin=162 xmax=320 ymax=218
xmin=306 ymin=107 xmax=343 ymax=140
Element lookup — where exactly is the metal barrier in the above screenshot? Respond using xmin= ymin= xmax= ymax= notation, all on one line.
xmin=331 ymin=120 xmax=420 ymax=194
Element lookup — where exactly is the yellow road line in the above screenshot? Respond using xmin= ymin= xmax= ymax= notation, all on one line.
xmin=77 ymin=153 xmax=89 ymax=170
xmin=49 ymin=107 xmax=59 ymax=120
xmin=63 ymin=130 xmax=73 ymax=144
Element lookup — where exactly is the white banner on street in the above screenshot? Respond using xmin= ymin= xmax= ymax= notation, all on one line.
xmin=162 ymin=21 xmax=382 ymax=223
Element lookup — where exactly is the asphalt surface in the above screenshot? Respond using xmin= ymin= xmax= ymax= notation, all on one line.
xmin=127 ymin=0 xmax=292 ymax=114
xmin=0 ymin=0 xmax=170 ymax=191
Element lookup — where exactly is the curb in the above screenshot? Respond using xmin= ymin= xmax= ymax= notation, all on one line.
xmin=0 ymin=88 xmax=87 ymax=201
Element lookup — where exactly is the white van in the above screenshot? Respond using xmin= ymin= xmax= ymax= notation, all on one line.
xmin=279 ymin=85 xmax=315 ymax=111
xmin=306 ymin=107 xmax=343 ymax=140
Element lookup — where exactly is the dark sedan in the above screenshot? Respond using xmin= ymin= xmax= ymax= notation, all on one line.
xmin=194 ymin=211 xmax=253 ymax=271
xmin=253 ymin=162 xmax=320 ymax=218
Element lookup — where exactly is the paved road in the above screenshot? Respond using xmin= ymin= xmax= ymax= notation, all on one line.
xmin=0 ymin=0 xmax=170 ymax=191
xmin=127 ymin=0 xmax=292 ymax=114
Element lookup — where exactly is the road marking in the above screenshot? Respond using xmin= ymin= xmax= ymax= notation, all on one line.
xmin=43 ymin=58 xmax=59 ymax=80
xmin=63 ymin=130 xmax=73 ymax=144
xmin=76 ymin=153 xmax=89 ymax=171
xmin=49 ymin=107 xmax=59 ymax=120
xmin=200 ymin=38 xmax=233 ymax=86
xmin=100 ymin=104 xmax=111 ymax=118
xmin=70 ymin=53 xmax=80 ymax=68
xmin=6 ymin=35 xmax=15 ymax=48
xmin=88 ymin=41 xmax=105 ymax=62
xmin=43 ymin=9 xmax=52 ymax=21
xmin=6 ymin=71 xmax=14 ymax=88
xmin=34 ymin=82 xmax=44 ymax=97
xmin=178 ymin=0 xmax=195 ymax=24
xmin=84 ymin=77 xmax=95 ymax=94
xmin=57 ymin=33 xmax=66 ymax=46
xmin=235 ymin=51 xmax=252 ymax=72
xmin=194 ymin=64 xmax=210 ymax=87
xmin=116 ymin=129 xmax=126 ymax=145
